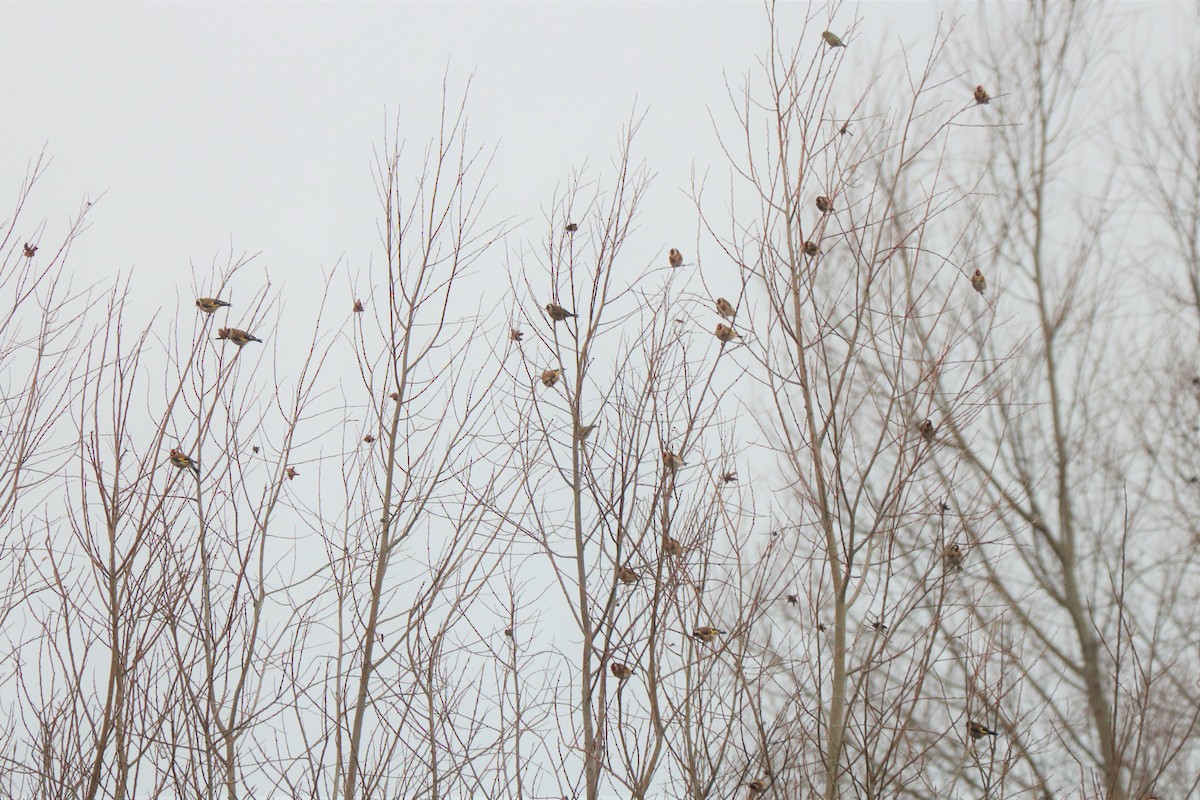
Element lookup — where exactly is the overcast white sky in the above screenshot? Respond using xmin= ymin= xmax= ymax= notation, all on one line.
xmin=1 ymin=2 xmax=1186 ymax=329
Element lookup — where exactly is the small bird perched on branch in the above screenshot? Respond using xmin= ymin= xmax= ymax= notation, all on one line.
xmin=575 ymin=422 xmax=596 ymax=440
xmin=196 ymin=297 xmax=231 ymax=314
xmin=545 ymin=303 xmax=576 ymax=322
xmin=943 ymin=543 xmax=964 ymax=571
xmin=692 ymin=626 xmax=724 ymax=643
xmin=285 ymin=466 xmax=298 ymax=480
xmin=510 ymin=328 xmax=524 ymax=342
xmin=168 ymin=448 xmax=200 ymax=476
xmin=716 ymin=297 xmax=736 ymax=319
xmin=721 ymin=470 xmax=738 ymax=484
xmin=974 ymin=85 xmax=990 ymax=105
xmin=668 ymin=248 xmax=684 ymax=268
xmin=745 ymin=779 xmax=770 ymax=794
xmin=715 ymin=324 xmax=739 ymax=343
xmin=565 ymin=222 xmax=579 ymax=233
xmin=971 ymin=269 xmax=987 ymax=293
xmin=609 ymin=662 xmax=634 ymax=680
xmin=920 ymin=419 xmax=936 ymax=442
xmin=663 ymin=536 xmax=684 ymax=557
xmin=816 ymin=195 xmax=833 ymax=213
xmin=662 ymin=450 xmax=684 ymax=471
xmin=803 ymin=240 xmax=821 ymax=257
xmin=217 ymin=327 xmax=262 ymax=347
xmin=23 ymin=243 xmax=37 ymax=258
xmin=969 ymin=721 xmax=999 ymax=740
xmin=617 ymin=565 xmax=640 ymax=584
xmin=821 ymin=30 xmax=846 ymax=47
xmin=540 ymin=369 xmax=562 ymax=388
xmin=353 ymin=299 xmax=365 ymax=313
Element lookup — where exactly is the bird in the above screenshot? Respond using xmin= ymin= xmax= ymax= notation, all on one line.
xmin=168 ymin=448 xmax=200 ymax=476
xmin=919 ymin=419 xmax=936 ymax=442
xmin=575 ymin=423 xmax=597 ymax=440
xmin=510 ymin=328 xmax=524 ymax=342
xmin=217 ymin=328 xmax=262 ymax=347
xmin=668 ymin=248 xmax=684 ymax=268
xmin=692 ymin=626 xmax=724 ymax=643
xmin=971 ymin=269 xmax=987 ymax=293
xmin=390 ymin=391 xmax=400 ymax=401
xmin=609 ymin=662 xmax=634 ymax=680
xmin=195 ymin=297 xmax=231 ymax=314
xmin=716 ymin=297 xmax=736 ymax=319
xmin=839 ymin=121 xmax=853 ymax=136
xmin=969 ymin=721 xmax=998 ymax=740
xmin=816 ymin=196 xmax=833 ymax=213
xmin=715 ymin=324 xmax=739 ymax=343
xmin=943 ymin=543 xmax=964 ymax=571
xmin=617 ymin=565 xmax=640 ymax=584
xmin=803 ymin=240 xmax=821 ymax=257
xmin=251 ymin=446 xmax=260 ymax=454
xmin=353 ymin=299 xmax=365 ymax=313
xmin=363 ymin=434 xmax=376 ymax=444
xmin=822 ymin=30 xmax=846 ymax=47
xmin=662 ymin=450 xmax=685 ymax=471
xmin=285 ymin=466 xmax=298 ymax=480
xmin=663 ymin=537 xmax=684 ymax=557
xmin=540 ymin=369 xmax=562 ymax=388
xmin=745 ymin=779 xmax=770 ymax=794
xmin=721 ymin=470 xmax=738 ymax=484
xmin=974 ymin=85 xmax=990 ymax=105
xmin=786 ymin=594 xmax=799 ymax=605
xmin=565 ymin=222 xmax=579 ymax=233
xmin=23 ymin=243 xmax=37 ymax=258
xmin=545 ymin=303 xmax=576 ymax=322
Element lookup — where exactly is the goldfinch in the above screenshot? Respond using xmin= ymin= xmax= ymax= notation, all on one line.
xmin=974 ymin=85 xmax=990 ymax=105
xmin=609 ymin=662 xmax=634 ymax=680
xmin=745 ymin=779 xmax=769 ymax=794
xmin=816 ymin=196 xmax=833 ymax=213
xmin=217 ymin=328 xmax=262 ymax=347
xmin=716 ymin=297 xmax=736 ymax=319
xmin=168 ymin=448 xmax=200 ymax=476
xmin=821 ymin=30 xmax=846 ymax=47
xmin=668 ymin=248 xmax=684 ymax=268
xmin=575 ymin=423 xmax=596 ymax=440
xmin=971 ymin=269 xmax=986 ymax=293
xmin=692 ymin=626 xmax=724 ymax=643
xmin=565 ymin=222 xmax=579 ymax=233
xmin=23 ymin=243 xmax=38 ymax=258
xmin=617 ymin=565 xmax=640 ymax=584
xmin=540 ymin=369 xmax=561 ymax=388
xmin=721 ymin=470 xmax=738 ymax=484
xmin=510 ymin=328 xmax=524 ymax=342
xmin=663 ymin=537 xmax=684 ymax=557
xmin=353 ymin=299 xmax=364 ymax=313
xmin=943 ymin=543 xmax=964 ymax=571
xmin=196 ymin=297 xmax=231 ymax=314
xmin=363 ymin=434 xmax=376 ymax=444
xmin=803 ymin=240 xmax=820 ymax=257
xmin=968 ymin=721 xmax=998 ymax=740
xmin=715 ymin=324 xmax=739 ymax=343
xmin=545 ymin=303 xmax=576 ymax=322
xmin=662 ymin=450 xmax=684 ymax=471
xmin=285 ymin=466 xmax=298 ymax=480
xmin=919 ymin=419 xmax=936 ymax=442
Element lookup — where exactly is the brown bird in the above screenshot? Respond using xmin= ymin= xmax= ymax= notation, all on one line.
xmin=943 ymin=543 xmax=964 ymax=571
xmin=510 ymin=327 xmax=524 ymax=342
xmin=251 ymin=445 xmax=260 ymax=454
xmin=803 ymin=240 xmax=821 ymax=257
xmin=663 ymin=537 xmax=684 ymax=557
xmin=745 ymin=779 xmax=770 ymax=794
xmin=969 ymin=721 xmax=998 ymax=740
xmin=662 ymin=450 xmax=685 ymax=471
xmin=715 ymin=323 xmax=739 ymax=343
xmin=363 ymin=434 xmax=376 ymax=444
xmin=565 ymin=222 xmax=579 ymax=233
xmin=390 ymin=391 xmax=400 ymax=401
xmin=609 ymin=662 xmax=634 ymax=680
xmin=839 ymin=121 xmax=853 ymax=136
xmin=974 ymin=85 xmax=990 ymax=105
xmin=168 ymin=448 xmax=200 ymax=476
xmin=971 ymin=269 xmax=986 ymax=293
xmin=617 ymin=565 xmax=640 ymax=584
xmin=575 ymin=422 xmax=597 ymax=440
xmin=721 ymin=470 xmax=738 ymax=484
xmin=353 ymin=299 xmax=365 ymax=313
xmin=668 ymin=248 xmax=684 ymax=268
xmin=821 ymin=30 xmax=846 ymax=47
xmin=285 ymin=466 xmax=298 ymax=480
xmin=196 ymin=297 xmax=231 ymax=314
xmin=545 ymin=303 xmax=576 ymax=322
xmin=692 ymin=625 xmax=724 ymax=643
xmin=919 ymin=419 xmax=936 ymax=442
xmin=217 ymin=328 xmax=262 ymax=347
xmin=786 ymin=593 xmax=798 ymax=605
xmin=716 ymin=297 xmax=736 ymax=319
xmin=816 ymin=195 xmax=833 ymax=213
xmin=540 ymin=369 xmax=562 ymax=388
xmin=22 ymin=243 xmax=37 ymax=258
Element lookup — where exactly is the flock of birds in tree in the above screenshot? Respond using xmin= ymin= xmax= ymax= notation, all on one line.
xmin=15 ymin=28 xmax=998 ymax=784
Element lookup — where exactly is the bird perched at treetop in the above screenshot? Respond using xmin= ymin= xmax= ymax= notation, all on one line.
xmin=168 ymin=448 xmax=200 ymax=476
xmin=352 ymin=299 xmax=365 ymax=313
xmin=668 ymin=248 xmax=684 ymax=268
xmin=540 ymin=369 xmax=562 ymax=388
xmin=974 ymin=85 xmax=990 ymax=105
xmin=617 ymin=565 xmax=640 ymax=584
xmin=196 ymin=297 xmax=231 ymax=314
xmin=662 ymin=450 xmax=684 ymax=471
xmin=217 ymin=328 xmax=262 ymax=347
xmin=565 ymin=222 xmax=579 ymax=233
xmin=822 ymin=30 xmax=846 ymax=47
xmin=745 ymin=779 xmax=769 ymax=794
xmin=663 ymin=537 xmax=684 ymax=557
xmin=721 ymin=470 xmax=738 ymax=484
xmin=920 ymin=419 xmax=936 ymax=442
xmin=943 ymin=543 xmax=964 ymax=571
xmin=575 ymin=422 xmax=596 ymax=440
xmin=23 ymin=243 xmax=38 ymax=258
xmin=969 ymin=721 xmax=998 ymax=740
xmin=545 ymin=303 xmax=576 ymax=322
xmin=803 ymin=240 xmax=821 ymax=257
xmin=285 ymin=466 xmax=298 ymax=480
xmin=610 ymin=662 xmax=634 ymax=680
xmin=971 ymin=269 xmax=987 ymax=293
xmin=816 ymin=195 xmax=833 ymax=213
xmin=692 ymin=626 xmax=724 ymax=643
xmin=716 ymin=297 xmax=736 ymax=319
xmin=510 ymin=328 xmax=524 ymax=342
xmin=715 ymin=324 xmax=739 ymax=343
